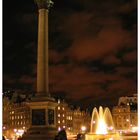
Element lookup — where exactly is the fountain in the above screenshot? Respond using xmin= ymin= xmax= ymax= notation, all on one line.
xmin=85 ymin=106 xmax=120 ymax=140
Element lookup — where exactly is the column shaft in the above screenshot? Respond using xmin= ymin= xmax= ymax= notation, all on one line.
xmin=37 ymin=9 xmax=49 ymax=95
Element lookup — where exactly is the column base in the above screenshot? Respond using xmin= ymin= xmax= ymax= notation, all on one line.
xmin=20 ymin=126 xmax=57 ymax=140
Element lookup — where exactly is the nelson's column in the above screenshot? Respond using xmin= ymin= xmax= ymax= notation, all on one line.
xmin=21 ymin=0 xmax=58 ymax=139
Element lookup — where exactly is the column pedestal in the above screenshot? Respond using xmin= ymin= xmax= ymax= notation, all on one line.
xmin=21 ymin=99 xmax=58 ymax=140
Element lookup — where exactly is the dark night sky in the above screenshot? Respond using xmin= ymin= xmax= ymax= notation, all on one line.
xmin=3 ymin=0 xmax=137 ymax=108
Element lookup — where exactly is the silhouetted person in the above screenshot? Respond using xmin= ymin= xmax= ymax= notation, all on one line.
xmin=77 ymin=133 xmax=85 ymax=140
xmin=54 ymin=134 xmax=60 ymax=140
xmin=3 ymin=136 xmax=5 ymax=140
xmin=54 ymin=129 xmax=67 ymax=140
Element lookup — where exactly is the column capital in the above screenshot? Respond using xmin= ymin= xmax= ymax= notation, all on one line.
xmin=35 ymin=0 xmax=54 ymax=10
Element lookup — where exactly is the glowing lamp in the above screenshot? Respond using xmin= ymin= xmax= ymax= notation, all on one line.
xmin=14 ymin=129 xmax=17 ymax=132
xmin=58 ymin=127 xmax=61 ymax=131
xmin=81 ymin=126 xmax=86 ymax=131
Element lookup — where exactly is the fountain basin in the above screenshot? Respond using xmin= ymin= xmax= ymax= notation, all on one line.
xmin=85 ymin=133 xmax=120 ymax=140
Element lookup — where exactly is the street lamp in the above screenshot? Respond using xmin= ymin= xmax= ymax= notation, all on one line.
xmin=81 ymin=126 xmax=86 ymax=132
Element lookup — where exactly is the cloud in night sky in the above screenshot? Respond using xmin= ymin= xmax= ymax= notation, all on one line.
xmin=3 ymin=0 xmax=137 ymax=107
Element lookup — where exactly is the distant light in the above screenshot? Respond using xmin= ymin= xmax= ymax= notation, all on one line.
xmin=63 ymin=126 xmax=65 ymax=128
xmin=3 ymin=126 xmax=6 ymax=130
xmin=81 ymin=126 xmax=86 ymax=131
xmin=58 ymin=127 xmax=61 ymax=131
xmin=15 ymin=129 xmax=24 ymax=137
xmin=14 ymin=129 xmax=17 ymax=132
xmin=126 ymin=119 xmax=129 ymax=122
xmin=109 ymin=126 xmax=114 ymax=130
xmin=93 ymin=121 xmax=96 ymax=124
xmin=132 ymin=126 xmax=138 ymax=132
xmin=18 ymin=129 xmax=24 ymax=133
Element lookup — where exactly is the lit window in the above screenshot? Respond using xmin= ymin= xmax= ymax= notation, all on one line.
xmin=63 ymin=114 xmax=65 ymax=117
xmin=18 ymin=116 xmax=19 ymax=119
xmin=21 ymin=121 xmax=23 ymax=125
xmin=58 ymin=100 xmax=60 ymax=104
xmin=58 ymin=107 xmax=60 ymax=110
xmin=12 ymin=111 xmax=14 ymax=114
xmin=12 ymin=116 xmax=14 ymax=120
xmin=58 ymin=114 xmax=60 ymax=117
xmin=62 ymin=120 xmax=65 ymax=123
xmin=62 ymin=107 xmax=65 ymax=110
xmin=21 ymin=116 xmax=23 ymax=119
xmin=58 ymin=120 xmax=60 ymax=124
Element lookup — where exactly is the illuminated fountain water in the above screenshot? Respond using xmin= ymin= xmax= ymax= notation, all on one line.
xmin=85 ymin=106 xmax=120 ymax=140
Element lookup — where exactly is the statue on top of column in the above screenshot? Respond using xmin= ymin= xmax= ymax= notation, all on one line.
xmin=35 ymin=0 xmax=54 ymax=10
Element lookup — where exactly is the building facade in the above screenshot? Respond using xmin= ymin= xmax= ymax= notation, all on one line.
xmin=72 ymin=108 xmax=90 ymax=133
xmin=55 ymin=99 xmax=91 ymax=134
xmin=9 ymin=102 xmax=30 ymax=129
xmin=118 ymin=94 xmax=137 ymax=106
xmin=56 ymin=99 xmax=68 ymax=130
xmin=3 ymin=96 xmax=31 ymax=139
xmin=112 ymin=105 xmax=131 ymax=130
xmin=112 ymin=94 xmax=137 ymax=131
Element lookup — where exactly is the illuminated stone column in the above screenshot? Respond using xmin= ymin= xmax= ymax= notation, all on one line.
xmin=35 ymin=0 xmax=53 ymax=95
